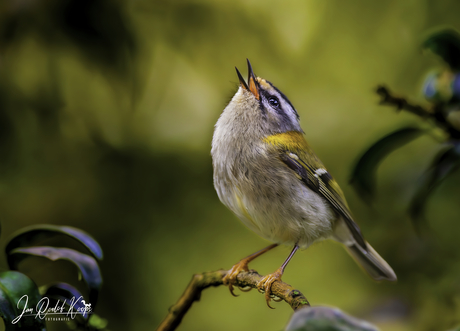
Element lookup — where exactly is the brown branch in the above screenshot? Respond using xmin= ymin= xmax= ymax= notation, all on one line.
xmin=156 ymin=269 xmax=310 ymax=331
xmin=376 ymin=85 xmax=433 ymax=117
xmin=376 ymin=85 xmax=460 ymax=139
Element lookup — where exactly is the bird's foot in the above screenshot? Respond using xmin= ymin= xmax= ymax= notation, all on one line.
xmin=223 ymin=260 xmax=251 ymax=296
xmin=257 ymin=267 xmax=284 ymax=308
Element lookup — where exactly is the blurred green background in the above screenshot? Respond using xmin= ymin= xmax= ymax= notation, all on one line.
xmin=1 ymin=0 xmax=460 ymax=330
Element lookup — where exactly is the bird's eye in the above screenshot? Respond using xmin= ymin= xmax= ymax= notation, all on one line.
xmin=268 ymin=96 xmax=280 ymax=108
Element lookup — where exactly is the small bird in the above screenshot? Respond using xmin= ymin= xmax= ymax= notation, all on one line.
xmin=211 ymin=60 xmax=396 ymax=307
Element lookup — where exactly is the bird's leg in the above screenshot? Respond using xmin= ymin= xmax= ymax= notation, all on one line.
xmin=223 ymin=243 xmax=278 ymax=296
xmin=257 ymin=245 xmax=299 ymax=308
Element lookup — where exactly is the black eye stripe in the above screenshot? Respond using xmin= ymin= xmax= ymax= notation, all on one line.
xmin=265 ymin=80 xmax=300 ymax=119
xmin=268 ymin=96 xmax=280 ymax=108
xmin=259 ymin=90 xmax=282 ymax=110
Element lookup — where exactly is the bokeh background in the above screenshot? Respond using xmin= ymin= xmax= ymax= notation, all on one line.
xmin=1 ymin=0 xmax=460 ymax=330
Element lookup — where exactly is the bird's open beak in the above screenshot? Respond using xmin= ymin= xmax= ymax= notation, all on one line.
xmin=247 ymin=59 xmax=260 ymax=100
xmin=235 ymin=59 xmax=260 ymax=100
xmin=235 ymin=66 xmax=248 ymax=91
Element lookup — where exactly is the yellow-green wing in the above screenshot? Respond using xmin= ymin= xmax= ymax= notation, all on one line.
xmin=263 ymin=131 xmax=367 ymax=249
xmin=280 ymin=149 xmax=366 ymax=249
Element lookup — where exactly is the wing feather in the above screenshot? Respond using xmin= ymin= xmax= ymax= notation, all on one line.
xmin=280 ymin=151 xmax=367 ymax=249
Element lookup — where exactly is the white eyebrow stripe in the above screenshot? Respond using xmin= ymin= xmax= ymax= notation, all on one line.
xmin=278 ymin=97 xmax=302 ymax=131
xmin=280 ymin=98 xmax=297 ymax=119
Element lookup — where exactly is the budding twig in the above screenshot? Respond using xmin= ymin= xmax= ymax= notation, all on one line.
xmin=376 ymin=85 xmax=460 ymax=140
xmin=155 ymin=269 xmax=310 ymax=331
xmin=376 ymin=85 xmax=432 ymax=117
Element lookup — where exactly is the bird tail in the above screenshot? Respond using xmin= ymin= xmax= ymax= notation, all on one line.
xmin=345 ymin=241 xmax=397 ymax=282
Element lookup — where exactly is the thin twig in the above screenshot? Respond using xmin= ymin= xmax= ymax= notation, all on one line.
xmin=156 ymin=269 xmax=310 ymax=331
xmin=376 ymin=85 xmax=433 ymax=117
xmin=376 ymin=85 xmax=460 ymax=139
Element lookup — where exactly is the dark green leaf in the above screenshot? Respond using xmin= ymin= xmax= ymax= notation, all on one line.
xmin=0 ymin=271 xmax=46 ymax=331
xmin=350 ymin=127 xmax=424 ymax=202
xmin=285 ymin=307 xmax=378 ymax=331
xmin=42 ymin=283 xmax=90 ymax=324
xmin=8 ymin=247 xmax=102 ymax=306
xmin=409 ymin=143 xmax=460 ymax=227
xmin=6 ymin=224 xmax=103 ymax=260
xmin=43 ymin=283 xmax=89 ymax=320
xmin=423 ymin=29 xmax=460 ymax=70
